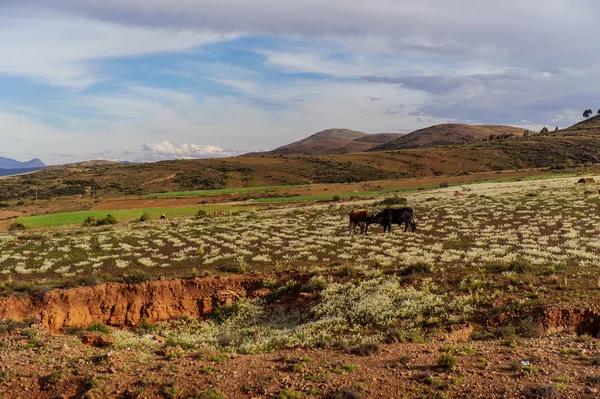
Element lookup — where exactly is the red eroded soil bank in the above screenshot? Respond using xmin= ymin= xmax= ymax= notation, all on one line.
xmin=0 ymin=275 xmax=265 ymax=332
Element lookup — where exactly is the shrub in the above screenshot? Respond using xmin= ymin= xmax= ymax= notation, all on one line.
xmin=517 ymin=316 xmax=542 ymax=338
xmin=438 ymin=354 xmax=458 ymax=371
xmin=350 ymin=343 xmax=380 ymax=356
xmin=528 ymin=383 xmax=560 ymax=398
xmin=191 ymin=389 xmax=227 ymax=399
xmin=8 ymin=222 xmax=26 ymax=231
xmin=509 ymin=257 xmax=532 ymax=274
xmin=439 ymin=181 xmax=450 ymax=188
xmin=197 ymin=209 xmax=207 ymax=218
xmin=332 ymin=195 xmax=341 ymax=202
xmin=96 ymin=214 xmax=117 ymax=226
xmin=380 ymin=196 xmax=407 ymax=206
xmin=86 ymin=322 xmax=111 ymax=335
xmin=0 ymin=319 xmax=27 ymax=334
xmin=139 ymin=212 xmax=150 ymax=222
xmin=122 ymin=270 xmax=153 ymax=284
xmin=83 ymin=216 xmax=96 ymax=226
xmin=586 ymin=374 xmax=600 ymax=385
xmin=332 ymin=383 xmax=365 ymax=399
xmin=276 ymin=389 xmax=302 ymax=399
xmin=400 ymin=262 xmax=431 ymax=275
xmin=301 ymin=275 xmax=328 ymax=292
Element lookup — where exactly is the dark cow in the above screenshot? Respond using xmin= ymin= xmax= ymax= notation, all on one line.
xmin=348 ymin=210 xmax=370 ymax=234
xmin=368 ymin=208 xmax=416 ymax=233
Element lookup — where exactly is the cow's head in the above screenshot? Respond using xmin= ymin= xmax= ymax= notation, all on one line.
xmin=366 ymin=214 xmax=382 ymax=225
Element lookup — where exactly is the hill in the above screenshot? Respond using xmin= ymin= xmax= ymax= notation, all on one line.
xmin=45 ymin=160 xmax=119 ymax=170
xmin=353 ymin=133 xmax=403 ymax=144
xmin=4 ymin=119 xmax=600 ymax=201
xmin=565 ymin=114 xmax=600 ymax=132
xmin=259 ymin=128 xmax=402 ymax=155
xmin=0 ymin=157 xmax=45 ymax=169
xmin=369 ymin=124 xmax=525 ymax=151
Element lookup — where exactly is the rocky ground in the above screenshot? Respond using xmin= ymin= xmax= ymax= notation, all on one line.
xmin=0 ymin=323 xmax=599 ymax=399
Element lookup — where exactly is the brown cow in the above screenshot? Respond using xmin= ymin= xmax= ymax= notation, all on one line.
xmin=348 ymin=210 xmax=370 ymax=234
xmin=577 ymin=177 xmax=595 ymax=184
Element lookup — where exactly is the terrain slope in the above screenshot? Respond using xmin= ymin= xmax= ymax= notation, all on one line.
xmin=370 ymin=123 xmax=525 ymax=151
xmin=260 ymin=128 xmax=402 ymax=155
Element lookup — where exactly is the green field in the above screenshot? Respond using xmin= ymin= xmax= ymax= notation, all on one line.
xmin=250 ymin=173 xmax=574 ymax=203
xmin=250 ymin=187 xmax=433 ymax=203
xmin=144 ymin=184 xmax=308 ymax=198
xmin=18 ymin=205 xmax=255 ymax=228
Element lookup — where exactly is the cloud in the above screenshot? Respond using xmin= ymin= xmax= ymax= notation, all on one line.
xmin=92 ymin=150 xmax=112 ymax=156
xmin=52 ymin=153 xmax=76 ymax=158
xmin=363 ymin=68 xmax=600 ymax=127
xmin=0 ymin=9 xmax=235 ymax=88
xmin=141 ymin=141 xmax=235 ymax=160
xmin=369 ymin=97 xmax=381 ymax=101
xmin=9 ymin=0 xmax=600 ymax=69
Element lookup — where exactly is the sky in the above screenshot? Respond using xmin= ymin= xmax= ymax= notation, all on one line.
xmin=1 ymin=1 xmax=600 ymax=165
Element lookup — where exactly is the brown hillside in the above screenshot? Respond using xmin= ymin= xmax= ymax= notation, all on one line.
xmin=352 ymin=133 xmax=402 ymax=144
xmin=565 ymin=114 xmax=600 ymax=131
xmin=46 ymin=160 xmax=119 ymax=170
xmin=369 ymin=124 xmax=526 ymax=151
xmin=258 ymin=129 xmax=400 ymax=155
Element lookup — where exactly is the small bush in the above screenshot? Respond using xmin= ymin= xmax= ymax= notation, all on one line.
xmin=439 ymin=181 xmax=450 ymax=188
xmin=0 ymin=319 xmax=27 ymax=334
xmin=332 ymin=383 xmax=365 ymax=399
xmin=276 ymin=389 xmax=302 ymax=399
xmin=83 ymin=375 xmax=101 ymax=391
xmin=46 ymin=370 xmax=64 ymax=385
xmin=509 ymin=257 xmax=532 ymax=273
xmin=528 ymin=383 xmax=560 ymax=398
xmin=86 ymin=322 xmax=111 ymax=335
xmin=400 ymin=262 xmax=431 ymax=275
xmin=380 ymin=196 xmax=407 ymax=206
xmin=122 ymin=270 xmax=153 ymax=284
xmin=8 ymin=222 xmax=26 ymax=231
xmin=438 ymin=354 xmax=458 ymax=371
xmin=517 ymin=316 xmax=542 ymax=338
xmin=351 ymin=343 xmax=380 ymax=356
xmin=83 ymin=216 xmax=96 ymax=226
xmin=586 ymin=374 xmax=600 ymax=385
xmin=197 ymin=209 xmax=207 ymax=218
xmin=139 ymin=212 xmax=150 ymax=222
xmin=332 ymin=195 xmax=341 ymax=202
xmin=191 ymin=389 xmax=227 ymax=399
xmin=96 ymin=214 xmax=117 ymax=226
xmin=301 ymin=275 xmax=328 ymax=292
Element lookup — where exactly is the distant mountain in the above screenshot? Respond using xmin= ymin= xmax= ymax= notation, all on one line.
xmin=369 ymin=124 xmax=526 ymax=151
xmin=256 ymin=128 xmax=403 ymax=155
xmin=0 ymin=157 xmax=46 ymax=169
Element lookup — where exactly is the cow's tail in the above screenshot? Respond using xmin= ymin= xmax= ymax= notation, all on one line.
xmin=348 ymin=218 xmax=353 ymax=234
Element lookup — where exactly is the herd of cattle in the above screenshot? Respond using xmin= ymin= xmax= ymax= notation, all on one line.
xmin=345 ymin=207 xmax=417 ymax=234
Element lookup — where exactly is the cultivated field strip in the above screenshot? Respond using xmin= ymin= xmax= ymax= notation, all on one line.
xmin=0 ymin=176 xmax=599 ymax=291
